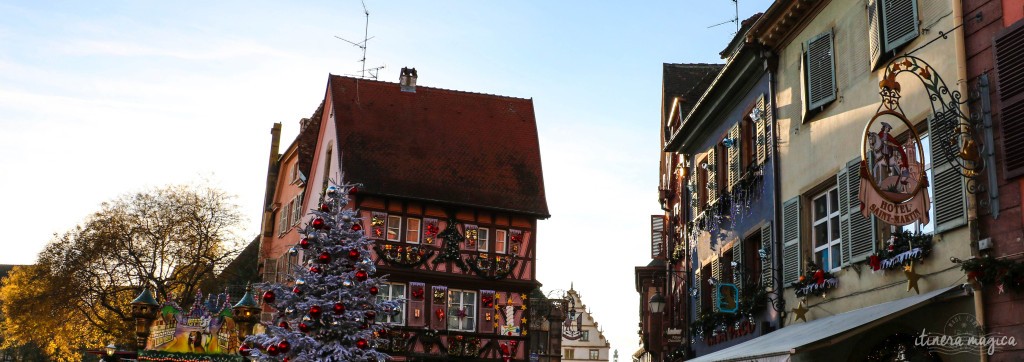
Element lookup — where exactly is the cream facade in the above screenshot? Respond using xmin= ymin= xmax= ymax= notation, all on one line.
xmin=560 ymin=287 xmax=611 ymax=361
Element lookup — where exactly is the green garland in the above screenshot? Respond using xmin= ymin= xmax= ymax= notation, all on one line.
xmin=689 ymin=287 xmax=767 ymax=337
xmin=138 ymin=350 xmax=245 ymax=362
xmin=792 ymin=262 xmax=838 ymax=298
xmin=868 ymin=230 xmax=933 ymax=271
xmin=955 ymin=256 xmax=1024 ymax=292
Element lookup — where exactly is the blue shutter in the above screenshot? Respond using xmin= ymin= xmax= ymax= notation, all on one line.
xmin=928 ymin=113 xmax=967 ymax=232
xmin=845 ymin=158 xmax=878 ymax=261
xmin=781 ymin=197 xmax=802 ymax=285
xmin=881 ymin=0 xmax=919 ymax=52
xmin=806 ymin=30 xmax=837 ymax=110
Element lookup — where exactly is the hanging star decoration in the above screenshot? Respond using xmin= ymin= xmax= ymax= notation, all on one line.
xmin=905 ymin=263 xmax=922 ymax=294
xmin=791 ymin=302 xmax=810 ymax=323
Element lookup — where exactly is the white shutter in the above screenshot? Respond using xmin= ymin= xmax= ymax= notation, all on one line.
xmin=707 ymin=148 xmax=718 ymax=205
xmin=760 ymin=222 xmax=774 ymax=291
xmin=694 ymin=269 xmax=702 ymax=316
xmin=928 ymin=113 xmax=968 ymax=232
xmin=689 ymin=177 xmax=700 ymax=219
xmin=781 ymin=197 xmax=802 ymax=285
xmin=728 ymin=124 xmax=742 ymax=189
xmin=711 ymin=260 xmax=722 ymax=313
xmin=837 ymin=162 xmax=852 ymax=266
xmin=756 ymin=95 xmax=768 ymax=164
xmin=806 ymin=30 xmax=837 ymax=110
xmin=651 ymin=215 xmax=665 ymax=259
xmin=733 ymin=236 xmax=743 ymax=297
xmin=845 ymin=158 xmax=878 ymax=261
xmin=882 ymin=0 xmax=919 ymax=52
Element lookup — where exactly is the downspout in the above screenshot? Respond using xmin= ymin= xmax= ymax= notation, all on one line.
xmin=950 ymin=1 xmax=986 ymax=360
xmin=764 ymin=46 xmax=785 ymax=330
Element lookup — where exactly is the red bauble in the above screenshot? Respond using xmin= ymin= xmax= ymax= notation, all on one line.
xmin=299 ymin=238 xmax=311 ymax=248
xmin=278 ymin=340 xmax=290 ymax=353
xmin=320 ymin=203 xmax=330 ymax=212
xmin=293 ymin=286 xmax=302 ymax=295
xmin=333 ymin=302 xmax=346 ymax=315
xmin=356 ymin=338 xmax=368 ymax=349
xmin=278 ymin=321 xmax=290 ymax=330
xmin=267 ymin=345 xmax=279 ymax=356
xmin=309 ymin=305 xmax=323 ymax=318
xmin=311 ymin=217 xmax=326 ymax=229
xmin=348 ymin=249 xmax=360 ymax=260
xmin=369 ymin=286 xmax=379 ymax=295
xmin=365 ymin=310 xmax=377 ymax=319
xmin=355 ymin=270 xmax=368 ymax=281
xmin=352 ymin=223 xmax=363 ymax=232
xmin=262 ymin=291 xmax=276 ymax=304
xmin=298 ymin=322 xmax=310 ymax=333
xmin=349 ymin=186 xmax=359 ymax=195
xmin=309 ymin=266 xmax=321 ymax=274
xmin=239 ymin=345 xmax=251 ymax=356
xmin=318 ymin=252 xmax=332 ymax=264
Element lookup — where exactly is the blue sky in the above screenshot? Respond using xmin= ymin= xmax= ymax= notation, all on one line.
xmin=0 ymin=0 xmax=774 ymax=355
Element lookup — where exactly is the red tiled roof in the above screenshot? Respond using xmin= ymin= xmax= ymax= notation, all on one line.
xmin=327 ymin=75 xmax=549 ymax=218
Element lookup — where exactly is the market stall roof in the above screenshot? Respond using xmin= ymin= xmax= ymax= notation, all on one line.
xmin=690 ymin=285 xmax=964 ymax=362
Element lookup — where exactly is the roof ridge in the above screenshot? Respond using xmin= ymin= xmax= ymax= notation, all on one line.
xmin=329 ymin=74 xmax=533 ymax=102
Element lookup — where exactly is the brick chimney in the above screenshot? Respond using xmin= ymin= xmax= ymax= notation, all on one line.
xmin=400 ymin=67 xmax=418 ymax=92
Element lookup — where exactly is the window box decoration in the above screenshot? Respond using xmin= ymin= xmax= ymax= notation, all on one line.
xmin=868 ymin=230 xmax=933 ymax=271
xmin=953 ymin=256 xmax=1024 ymax=294
xmin=793 ymin=261 xmax=838 ymax=298
xmin=375 ymin=243 xmax=434 ymax=267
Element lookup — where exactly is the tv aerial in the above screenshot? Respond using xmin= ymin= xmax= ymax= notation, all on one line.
xmin=707 ymin=0 xmax=740 ymax=34
xmin=335 ymin=0 xmax=385 ymax=79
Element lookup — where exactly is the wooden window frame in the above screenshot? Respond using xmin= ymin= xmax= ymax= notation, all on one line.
xmin=386 ymin=215 xmax=402 ymax=242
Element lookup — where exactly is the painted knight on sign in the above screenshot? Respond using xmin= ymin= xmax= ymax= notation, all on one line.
xmin=860 ymin=110 xmax=931 ymax=226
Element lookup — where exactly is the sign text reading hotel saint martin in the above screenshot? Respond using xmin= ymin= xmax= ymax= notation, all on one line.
xmin=858 ymin=109 xmax=930 ymax=226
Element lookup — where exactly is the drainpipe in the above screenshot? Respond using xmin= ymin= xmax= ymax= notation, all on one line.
xmin=951 ymin=1 xmax=986 ymax=360
xmin=763 ymin=46 xmax=785 ymax=330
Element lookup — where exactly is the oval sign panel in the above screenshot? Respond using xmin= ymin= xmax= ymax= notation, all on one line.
xmin=858 ymin=110 xmax=931 ymax=226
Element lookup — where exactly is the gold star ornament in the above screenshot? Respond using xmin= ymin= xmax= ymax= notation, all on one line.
xmin=791 ymin=302 xmax=810 ymax=323
xmin=905 ymin=264 xmax=922 ymax=294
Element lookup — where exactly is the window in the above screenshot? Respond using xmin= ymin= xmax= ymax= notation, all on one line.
xmin=447 ymin=289 xmax=476 ymax=331
xmin=700 ymin=264 xmax=712 ymax=315
xmin=589 ymin=349 xmax=599 ymax=360
xmin=812 ymin=187 xmax=842 ymax=271
xmin=386 ymin=215 xmax=402 ymax=242
xmin=291 ymin=195 xmax=302 ymax=226
xmin=495 ymin=230 xmax=508 ymax=254
xmin=377 ymin=283 xmax=406 ymax=325
xmin=477 ymin=228 xmax=490 ymax=252
xmin=564 ymin=349 xmax=574 ymax=359
xmin=289 ymin=162 xmax=300 ymax=184
xmin=804 ymin=30 xmax=837 ymax=112
xmin=277 ymin=204 xmax=291 ymax=236
xmin=580 ymin=330 xmax=589 ymax=341
xmin=406 ymin=218 xmax=421 ymax=243
xmin=262 ymin=258 xmax=277 ymax=283
xmin=868 ymin=0 xmax=919 ymax=68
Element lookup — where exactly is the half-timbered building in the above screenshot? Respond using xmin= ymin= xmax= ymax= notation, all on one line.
xmin=263 ymin=68 xmax=552 ymax=361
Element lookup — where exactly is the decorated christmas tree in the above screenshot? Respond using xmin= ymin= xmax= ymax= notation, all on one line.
xmin=243 ymin=182 xmax=401 ymax=361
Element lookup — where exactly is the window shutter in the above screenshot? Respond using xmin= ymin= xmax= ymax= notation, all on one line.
xmin=760 ymin=222 xmax=774 ymax=291
xmin=881 ymin=0 xmax=919 ymax=52
xmin=707 ymin=148 xmax=718 ymax=205
xmin=781 ymin=197 xmax=802 ymax=286
xmin=711 ymin=260 xmax=722 ymax=312
xmin=728 ymin=124 xmax=742 ymax=188
xmin=756 ymin=95 xmax=768 ymax=164
xmin=867 ymin=0 xmax=883 ymax=69
xmin=651 ymin=215 xmax=665 ymax=259
xmin=263 ymin=258 xmax=277 ymax=283
xmin=694 ymin=269 xmax=702 ymax=316
xmin=689 ymin=177 xmax=700 ymax=219
xmin=995 ymin=21 xmax=1024 ymax=178
xmin=928 ymin=114 xmax=968 ymax=232
xmin=733 ymin=238 xmax=743 ymax=297
xmin=844 ymin=158 xmax=878 ymax=261
xmin=837 ymin=163 xmax=852 ymax=266
xmin=806 ymin=31 xmax=837 ymax=110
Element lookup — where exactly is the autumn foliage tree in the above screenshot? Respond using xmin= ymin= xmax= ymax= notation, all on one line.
xmin=0 ymin=184 xmax=246 ymax=361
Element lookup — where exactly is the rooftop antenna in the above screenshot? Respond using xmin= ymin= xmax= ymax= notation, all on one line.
xmin=334 ymin=0 xmax=385 ymax=79
xmin=707 ymin=0 xmax=740 ymax=34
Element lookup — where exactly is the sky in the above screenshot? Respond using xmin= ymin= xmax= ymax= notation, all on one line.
xmin=0 ymin=0 xmax=773 ymax=356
